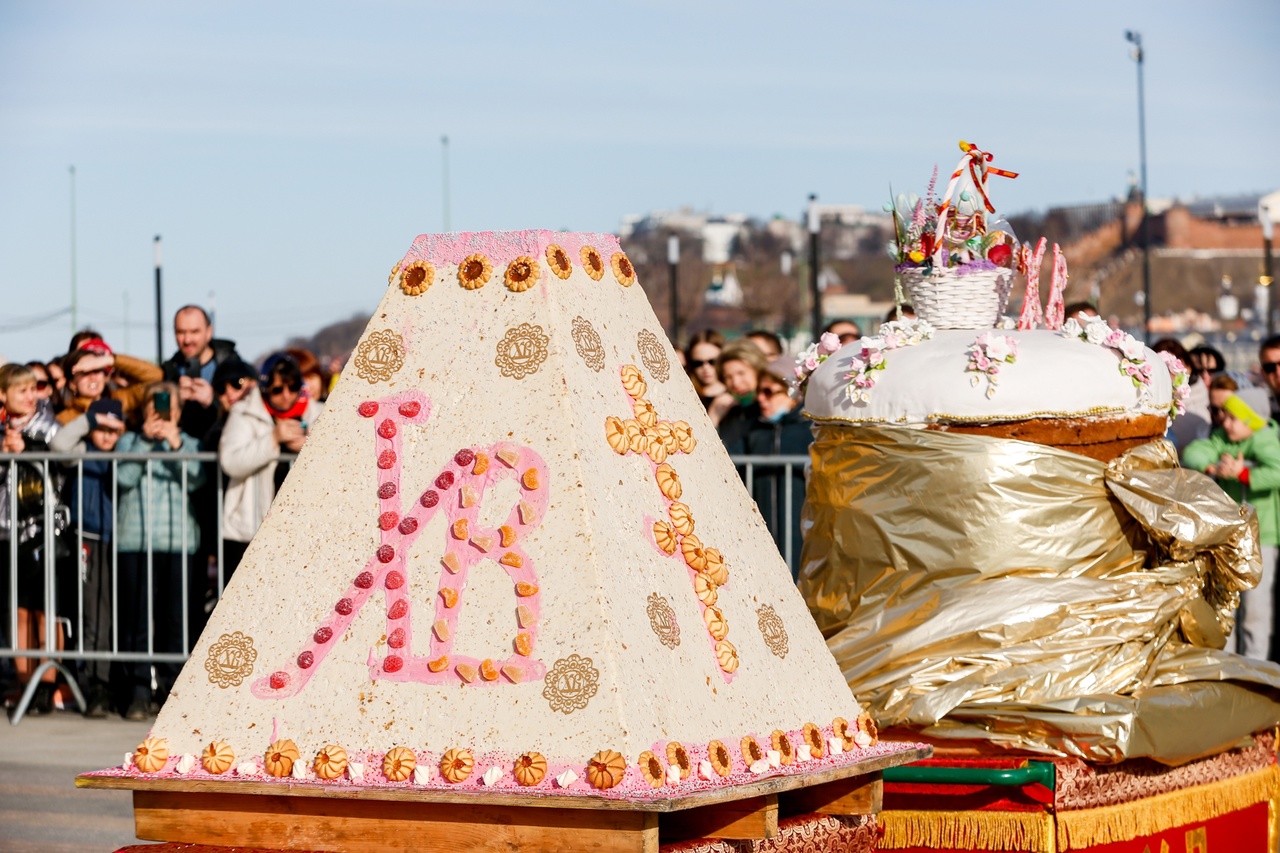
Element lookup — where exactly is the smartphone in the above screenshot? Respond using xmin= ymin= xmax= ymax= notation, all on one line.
xmin=154 ymin=390 xmax=171 ymax=420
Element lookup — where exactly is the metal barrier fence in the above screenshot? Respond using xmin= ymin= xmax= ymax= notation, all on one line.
xmin=1 ymin=450 xmax=809 ymax=723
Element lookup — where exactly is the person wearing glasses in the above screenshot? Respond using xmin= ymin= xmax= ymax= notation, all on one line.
xmin=218 ymin=353 xmax=322 ymax=583
xmin=683 ymin=330 xmax=727 ymax=414
xmin=56 ymin=336 xmax=163 ymax=426
xmin=1258 ymin=336 xmax=1280 ymax=422
xmin=721 ymin=357 xmax=813 ymax=581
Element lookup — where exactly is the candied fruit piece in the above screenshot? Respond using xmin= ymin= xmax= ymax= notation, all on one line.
xmin=517 ymin=605 xmax=535 ymax=628
xmin=472 ymin=454 xmax=489 ymax=475
xmin=515 ymin=581 xmax=538 ymax=597
xmin=518 ymin=501 xmax=536 ymax=525
xmin=297 ymin=651 xmax=314 ymax=669
xmin=378 ymin=449 xmax=396 ymax=469
xmin=379 ymin=511 xmax=399 ymax=531
xmin=455 ymin=448 xmax=475 ymax=467
xmin=499 ymin=552 xmax=523 ymax=569
xmin=384 ymin=571 xmax=404 ymax=589
xmin=358 ymin=401 xmax=379 ymax=418
xmin=427 ymin=655 xmax=449 ymax=673
xmin=270 ymin=671 xmax=289 ymax=690
xmin=459 ymin=485 xmax=478 ymax=508
xmin=335 ymin=598 xmax=353 ymax=615
xmin=377 ymin=545 xmax=395 ymax=563
xmin=354 ymin=571 xmax=374 ymax=589
xmin=451 ymin=519 xmax=468 ymax=540
xmin=378 ymin=419 xmax=397 ymax=439
xmin=441 ymin=552 xmax=461 ymax=573
xmin=521 ymin=468 xmax=540 ymax=490
xmin=378 ymin=482 xmax=397 ymax=500
xmin=470 ymin=534 xmax=494 ymax=552
xmin=501 ymin=665 xmax=522 ymax=683
xmin=383 ymin=655 xmax=403 ymax=673
xmin=420 ymin=490 xmax=440 ymax=508
xmin=398 ymin=517 xmax=418 ymax=535
xmin=514 ymin=632 xmax=533 ymax=656
xmin=387 ymin=627 xmax=405 ymax=648
xmin=496 ymin=448 xmax=520 ymax=468
xmin=499 ymin=525 xmax=517 ymax=547
xmin=480 ymin=659 xmax=499 ymax=681
xmin=456 ymin=663 xmax=477 ymax=683
xmin=398 ymin=400 xmax=421 ymax=417
xmin=387 ymin=599 xmax=408 ymax=619
xmin=439 ymin=588 xmax=458 ymax=608
xmin=314 ymin=626 xmax=333 ymax=644
xmin=435 ymin=471 xmax=455 ymax=490
xmin=433 ymin=620 xmax=451 ymax=641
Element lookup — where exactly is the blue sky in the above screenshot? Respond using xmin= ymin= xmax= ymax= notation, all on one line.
xmin=2 ymin=1 xmax=1277 ymax=363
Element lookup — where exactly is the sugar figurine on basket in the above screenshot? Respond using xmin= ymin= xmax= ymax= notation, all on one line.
xmin=887 ymin=140 xmax=1020 ymax=329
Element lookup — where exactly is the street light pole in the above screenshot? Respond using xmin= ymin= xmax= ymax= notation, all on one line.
xmin=154 ymin=235 xmax=164 ymax=364
xmin=69 ymin=165 xmax=77 ymax=333
xmin=807 ymin=194 xmax=822 ymax=339
xmin=1262 ymin=203 xmax=1275 ymax=338
xmin=667 ymin=234 xmax=680 ymax=346
xmin=1125 ymin=30 xmax=1152 ymax=342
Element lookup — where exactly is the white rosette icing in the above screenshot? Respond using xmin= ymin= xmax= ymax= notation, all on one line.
xmin=749 ymin=758 xmax=770 ymax=775
xmin=697 ymin=760 xmax=715 ymax=781
xmin=234 ymin=762 xmax=260 ymax=777
xmin=665 ymin=764 xmax=682 ymax=785
xmin=480 ymin=766 xmax=503 ymax=787
xmin=175 ymin=754 xmax=197 ymax=775
xmin=122 ymin=753 xmax=133 ymax=771
xmin=854 ymin=730 xmax=873 ymax=749
xmin=803 ymin=328 xmax=1173 ymax=425
xmin=413 ymin=765 xmax=432 ymax=786
xmin=554 ymin=769 xmax=578 ymax=788
xmin=347 ymin=762 xmax=365 ymax=782
xmin=291 ymin=758 xmax=310 ymax=780
xmin=828 ymin=737 xmax=844 ymax=756
xmin=766 ymin=749 xmax=782 ymax=769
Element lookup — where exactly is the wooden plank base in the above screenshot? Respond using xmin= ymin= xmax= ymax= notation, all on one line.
xmin=133 ymin=790 xmax=659 ymax=853
xmin=781 ymin=772 xmax=882 ymax=817
xmin=660 ymin=794 xmax=778 ymax=843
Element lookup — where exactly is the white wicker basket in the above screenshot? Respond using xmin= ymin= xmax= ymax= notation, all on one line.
xmin=901 ymin=267 xmax=1012 ymax=330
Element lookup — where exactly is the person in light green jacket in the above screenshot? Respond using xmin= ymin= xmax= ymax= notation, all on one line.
xmin=114 ymin=382 xmax=204 ymax=719
xmin=1183 ymin=387 xmax=1280 ymax=661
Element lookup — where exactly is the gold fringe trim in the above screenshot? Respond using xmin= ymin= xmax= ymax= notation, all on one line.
xmin=1057 ymin=764 xmax=1280 ymax=850
xmin=880 ymin=809 xmax=1055 ymax=852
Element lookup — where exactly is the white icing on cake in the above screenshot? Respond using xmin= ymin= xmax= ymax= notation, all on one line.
xmin=803 ymin=329 xmax=1173 ymax=426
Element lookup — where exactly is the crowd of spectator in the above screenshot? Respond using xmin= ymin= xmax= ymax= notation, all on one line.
xmin=7 ymin=300 xmax=1280 ymax=721
xmin=0 ymin=306 xmax=330 ymax=720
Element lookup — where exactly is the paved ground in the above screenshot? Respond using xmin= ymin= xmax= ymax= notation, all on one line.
xmin=0 ymin=711 xmax=154 ymax=853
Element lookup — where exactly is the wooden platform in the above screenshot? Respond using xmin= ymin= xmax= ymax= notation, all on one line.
xmin=78 ymin=744 xmax=927 ymax=852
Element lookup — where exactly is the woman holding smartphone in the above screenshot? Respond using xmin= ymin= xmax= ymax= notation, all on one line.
xmin=114 ymin=381 xmax=205 ymax=719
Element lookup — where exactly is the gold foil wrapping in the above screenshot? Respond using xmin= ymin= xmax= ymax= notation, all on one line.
xmin=800 ymin=425 xmax=1280 ymax=764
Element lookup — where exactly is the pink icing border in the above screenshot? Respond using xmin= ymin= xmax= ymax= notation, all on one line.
xmin=96 ymin=722 xmax=910 ymax=802
xmin=397 ymin=231 xmax=623 ymax=283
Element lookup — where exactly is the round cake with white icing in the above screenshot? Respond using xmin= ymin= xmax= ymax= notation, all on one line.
xmin=801 ymin=318 xmax=1184 ymax=461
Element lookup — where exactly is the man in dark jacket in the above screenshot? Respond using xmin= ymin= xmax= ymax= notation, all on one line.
xmin=160 ymin=305 xmax=243 ymax=440
xmin=722 ymin=358 xmax=813 ymax=580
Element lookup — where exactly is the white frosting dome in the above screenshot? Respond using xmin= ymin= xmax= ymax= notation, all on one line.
xmin=802 ymin=329 xmax=1174 ymax=426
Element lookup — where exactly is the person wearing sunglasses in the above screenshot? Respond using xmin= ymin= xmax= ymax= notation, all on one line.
xmin=1258 ymin=335 xmax=1280 ymax=424
xmin=683 ymin=329 xmax=727 ymax=413
xmin=218 ymin=353 xmax=322 ymax=583
xmin=720 ymin=357 xmax=813 ymax=581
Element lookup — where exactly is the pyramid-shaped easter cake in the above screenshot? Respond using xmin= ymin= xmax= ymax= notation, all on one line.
xmin=109 ymin=231 xmax=887 ymax=801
